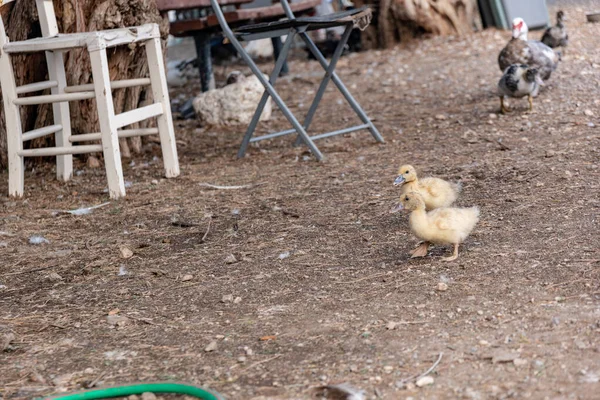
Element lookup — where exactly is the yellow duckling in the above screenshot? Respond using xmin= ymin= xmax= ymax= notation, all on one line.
xmin=394 ymin=192 xmax=480 ymax=261
xmin=393 ymin=165 xmax=461 ymax=210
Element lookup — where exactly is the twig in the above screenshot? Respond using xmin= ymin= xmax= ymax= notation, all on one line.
xmin=335 ymin=272 xmax=389 ymax=284
xmin=88 ymin=371 xmax=106 ymax=388
xmin=398 ymin=352 xmax=443 ymax=385
xmin=240 ymin=354 xmax=282 ymax=373
xmin=201 ymin=219 xmax=212 ymax=242
xmin=198 ymin=182 xmax=263 ymax=190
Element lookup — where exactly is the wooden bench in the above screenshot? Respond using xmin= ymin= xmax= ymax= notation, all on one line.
xmin=157 ymin=0 xmax=321 ymax=92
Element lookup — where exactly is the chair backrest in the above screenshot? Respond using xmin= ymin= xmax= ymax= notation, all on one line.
xmin=0 ymin=0 xmax=58 ymax=48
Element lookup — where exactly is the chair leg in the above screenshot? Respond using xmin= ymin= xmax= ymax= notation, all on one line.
xmin=45 ymin=50 xmax=73 ymax=181
xmin=300 ymin=30 xmax=385 ymax=144
xmin=271 ymin=37 xmax=289 ymax=76
xmin=89 ymin=47 xmax=126 ymax=199
xmin=0 ymin=52 xmax=25 ymax=197
xmin=293 ymin=25 xmax=352 ymax=146
xmin=194 ymin=33 xmax=215 ymax=92
xmin=225 ymin=30 xmax=323 ymax=160
xmin=145 ymin=37 xmax=180 ymax=179
xmin=238 ymin=32 xmax=296 ymax=158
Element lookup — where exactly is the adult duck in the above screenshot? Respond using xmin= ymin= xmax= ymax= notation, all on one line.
xmin=498 ymin=18 xmax=559 ymax=81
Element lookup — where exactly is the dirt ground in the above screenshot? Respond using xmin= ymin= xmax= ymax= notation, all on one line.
xmin=1 ymin=2 xmax=600 ymax=399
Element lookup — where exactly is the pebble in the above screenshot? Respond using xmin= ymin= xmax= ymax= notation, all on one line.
xmin=181 ymin=274 xmax=193 ymax=282
xmin=120 ymin=247 xmax=134 ymax=259
xmin=244 ymin=347 xmax=253 ymax=356
xmin=151 ymin=179 xmax=159 ymax=185
xmin=513 ymin=358 xmax=528 ymax=367
xmin=479 ymin=340 xmax=490 ymax=346
xmin=237 ymin=356 xmax=247 ymax=363
xmin=383 ymin=365 xmax=394 ymax=374
xmin=225 ymin=254 xmax=237 ymax=264
xmin=386 ymin=321 xmax=398 ymax=330
xmin=416 ymin=376 xmax=434 ymax=387
xmin=435 ymin=114 xmax=447 ymax=120
xmin=87 ymin=156 xmax=101 ymax=169
xmin=141 ymin=393 xmax=157 ymax=400
xmin=545 ymin=150 xmax=555 ymax=158
xmin=106 ymin=315 xmax=130 ymax=327
xmin=584 ymin=109 xmax=594 ymax=117
xmin=204 ymin=341 xmax=218 ymax=352
xmin=436 ymin=282 xmax=448 ymax=292
xmin=221 ymin=294 xmax=234 ymax=303
xmin=233 ymin=296 xmax=242 ymax=304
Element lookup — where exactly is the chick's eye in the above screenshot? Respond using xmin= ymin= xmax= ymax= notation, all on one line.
xmin=405 ymin=197 xmax=409 ymax=201
xmin=405 ymin=170 xmax=409 ymax=174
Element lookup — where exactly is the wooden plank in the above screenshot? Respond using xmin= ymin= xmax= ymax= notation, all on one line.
xmin=16 ymin=80 xmax=58 ymax=95
xmin=114 ymin=103 xmax=163 ymax=129
xmin=35 ymin=0 xmax=59 ymax=37
xmin=69 ymin=128 xmax=159 ymax=143
xmin=19 ymin=145 xmax=102 ymax=157
xmin=13 ymin=91 xmax=96 ymax=105
xmin=21 ymin=124 xmax=62 ymax=142
xmin=64 ymin=78 xmax=151 ymax=93
xmin=156 ymin=0 xmax=253 ymax=12
xmin=145 ymin=37 xmax=180 ymax=178
xmin=89 ymin=48 xmax=126 ymax=199
xmin=168 ymin=0 xmax=320 ymax=36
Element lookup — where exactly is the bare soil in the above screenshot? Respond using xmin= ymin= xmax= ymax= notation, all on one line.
xmin=1 ymin=2 xmax=600 ymax=399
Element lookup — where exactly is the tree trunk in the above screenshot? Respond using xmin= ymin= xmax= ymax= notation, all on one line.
xmin=0 ymin=0 xmax=168 ymax=169
xmin=354 ymin=0 xmax=481 ymax=49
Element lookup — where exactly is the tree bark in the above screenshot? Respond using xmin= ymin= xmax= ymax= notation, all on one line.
xmin=0 ymin=0 xmax=167 ymax=169
xmin=353 ymin=0 xmax=481 ymax=49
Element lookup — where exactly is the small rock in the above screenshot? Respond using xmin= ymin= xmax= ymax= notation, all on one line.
xmin=106 ymin=315 xmax=130 ymax=327
xmin=128 ymin=396 xmax=140 ymax=400
xmin=278 ymin=251 xmax=290 ymax=260
xmin=584 ymin=109 xmax=594 ymax=117
xmin=386 ymin=321 xmax=398 ymax=330
xmin=405 ymin=382 xmax=416 ymax=390
xmin=436 ymin=282 xmax=448 ymax=292
xmin=181 ymin=274 xmax=194 ymax=282
xmin=244 ymin=347 xmax=254 ymax=356
xmin=350 ymin=365 xmax=358 ymax=372
xmin=492 ymin=351 xmax=520 ymax=364
xmin=479 ymin=340 xmax=490 ymax=347
xmin=29 ymin=235 xmax=49 ymax=245
xmin=416 ymin=376 xmax=434 ymax=387
xmin=383 ymin=365 xmax=394 ymax=374
xmin=488 ymin=113 xmax=497 ymax=119
xmin=221 ymin=294 xmax=234 ymax=303
xmin=237 ymin=356 xmax=247 ymax=363
xmin=87 ymin=156 xmax=101 ymax=169
xmin=204 ymin=341 xmax=218 ymax=352
xmin=47 ymin=272 xmax=63 ymax=281
xmin=151 ymin=179 xmax=159 ymax=185
xmin=435 ymin=114 xmax=447 ymax=120
xmin=141 ymin=393 xmax=157 ymax=400
xmin=120 ymin=247 xmax=134 ymax=259
xmin=1 ymin=332 xmax=15 ymax=351
xmin=233 ymin=296 xmax=242 ymax=304
xmin=84 ymin=368 xmax=94 ymax=374
xmin=545 ymin=150 xmax=555 ymax=158
xmin=513 ymin=358 xmax=528 ymax=367
xmin=225 ymin=254 xmax=237 ymax=264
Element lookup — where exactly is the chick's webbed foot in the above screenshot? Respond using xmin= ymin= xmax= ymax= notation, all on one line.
xmin=527 ymin=95 xmax=534 ymax=113
xmin=410 ymin=242 xmax=430 ymax=258
xmin=442 ymin=243 xmax=459 ymax=262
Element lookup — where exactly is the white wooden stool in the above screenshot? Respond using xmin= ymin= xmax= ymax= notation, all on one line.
xmin=0 ymin=0 xmax=180 ymax=199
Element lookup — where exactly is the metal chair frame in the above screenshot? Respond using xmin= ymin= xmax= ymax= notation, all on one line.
xmin=209 ymin=0 xmax=384 ymax=160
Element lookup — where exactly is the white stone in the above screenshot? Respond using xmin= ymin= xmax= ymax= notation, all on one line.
xmin=193 ymin=74 xmax=272 ymax=126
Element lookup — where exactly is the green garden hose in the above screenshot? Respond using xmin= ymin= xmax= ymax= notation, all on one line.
xmin=39 ymin=382 xmax=225 ymax=400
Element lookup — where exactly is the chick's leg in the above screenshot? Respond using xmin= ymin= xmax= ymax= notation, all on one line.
xmin=442 ymin=243 xmax=459 ymax=262
xmin=410 ymin=241 xmax=430 ymax=258
xmin=527 ymin=95 xmax=534 ymax=113
xmin=500 ymin=97 xmax=510 ymax=114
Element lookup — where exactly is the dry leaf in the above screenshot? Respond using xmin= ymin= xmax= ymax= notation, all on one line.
xmin=259 ymin=335 xmax=277 ymax=341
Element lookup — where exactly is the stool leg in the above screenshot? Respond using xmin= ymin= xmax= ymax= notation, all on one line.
xmin=46 ymin=50 xmax=73 ymax=181
xmin=194 ymin=33 xmax=215 ymax=92
xmin=0 ymin=52 xmax=25 ymax=197
xmin=271 ymin=37 xmax=289 ymax=76
xmin=89 ymin=47 xmax=126 ymax=199
xmin=145 ymin=37 xmax=180 ymax=178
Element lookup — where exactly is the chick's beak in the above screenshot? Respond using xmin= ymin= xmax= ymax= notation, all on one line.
xmin=393 ymin=175 xmax=405 ymax=186
xmin=535 ymin=75 xmax=545 ymax=86
xmin=390 ymin=203 xmax=404 ymax=213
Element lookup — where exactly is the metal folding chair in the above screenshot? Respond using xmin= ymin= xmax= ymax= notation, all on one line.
xmin=209 ymin=0 xmax=384 ymax=161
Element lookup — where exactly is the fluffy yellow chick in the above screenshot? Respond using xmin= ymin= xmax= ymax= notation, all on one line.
xmin=393 ymin=165 xmax=461 ymax=210
xmin=395 ymin=192 xmax=480 ymax=261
